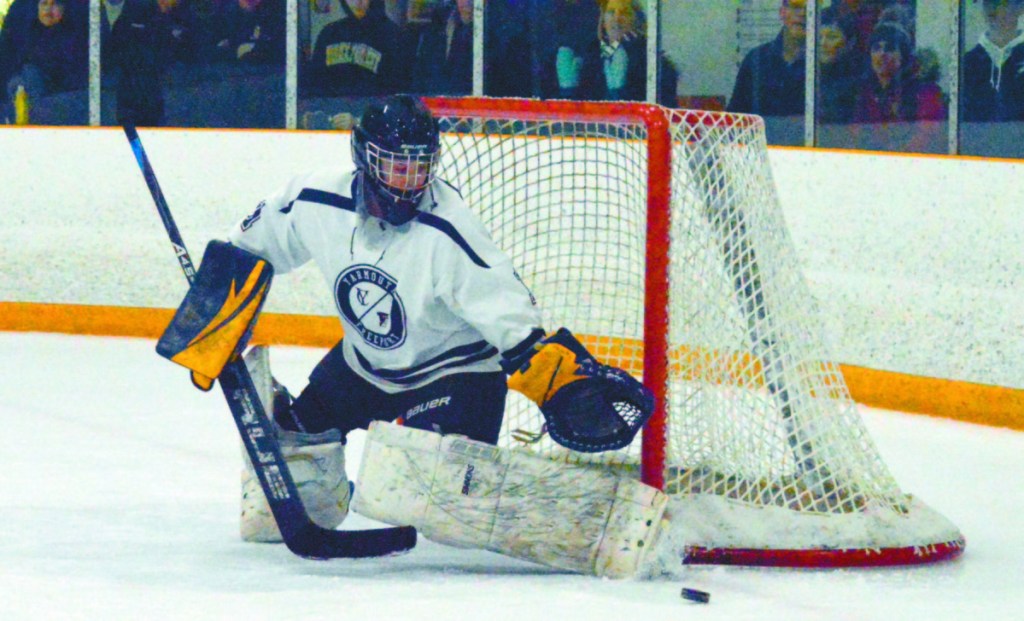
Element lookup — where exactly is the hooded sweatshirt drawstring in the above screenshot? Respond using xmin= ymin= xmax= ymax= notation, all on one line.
xmin=979 ymin=30 xmax=1024 ymax=91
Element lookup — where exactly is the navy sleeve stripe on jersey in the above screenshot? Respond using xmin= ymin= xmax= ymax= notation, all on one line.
xmin=359 ymin=340 xmax=494 ymax=379
xmin=415 ymin=212 xmax=490 ymax=268
xmin=358 ymin=340 xmax=493 ymax=379
xmin=354 ymin=344 xmax=499 ymax=385
xmin=294 ymin=188 xmax=356 ymax=212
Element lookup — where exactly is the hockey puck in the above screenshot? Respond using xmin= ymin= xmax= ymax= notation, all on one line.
xmin=680 ymin=587 xmax=711 ymax=604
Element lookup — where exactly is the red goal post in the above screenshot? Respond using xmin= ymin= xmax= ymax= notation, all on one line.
xmin=422 ymin=97 xmax=964 ymax=568
xmin=424 ymin=97 xmax=735 ymax=488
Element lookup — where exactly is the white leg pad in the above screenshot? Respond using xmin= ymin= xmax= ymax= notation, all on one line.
xmin=351 ymin=422 xmax=667 ymax=578
xmin=239 ymin=346 xmax=351 ymax=543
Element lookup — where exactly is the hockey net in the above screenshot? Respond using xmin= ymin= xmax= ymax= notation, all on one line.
xmin=424 ymin=97 xmax=964 ymax=569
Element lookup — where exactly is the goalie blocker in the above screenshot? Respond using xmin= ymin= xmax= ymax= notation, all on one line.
xmin=352 ymin=422 xmax=667 ymax=578
xmin=503 ymin=328 xmax=655 ymax=453
xmin=156 ymin=240 xmax=272 ymax=390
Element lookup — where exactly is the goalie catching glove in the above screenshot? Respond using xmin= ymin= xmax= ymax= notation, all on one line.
xmin=504 ymin=328 xmax=655 ymax=453
xmin=156 ymin=240 xmax=273 ymax=390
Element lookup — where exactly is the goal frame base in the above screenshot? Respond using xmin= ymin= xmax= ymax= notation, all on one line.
xmin=684 ymin=536 xmax=965 ymax=567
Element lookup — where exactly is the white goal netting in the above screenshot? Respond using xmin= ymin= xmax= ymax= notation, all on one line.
xmin=428 ymin=98 xmax=963 ymax=568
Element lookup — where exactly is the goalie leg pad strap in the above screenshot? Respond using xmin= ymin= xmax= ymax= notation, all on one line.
xmin=351 ymin=422 xmax=667 ymax=578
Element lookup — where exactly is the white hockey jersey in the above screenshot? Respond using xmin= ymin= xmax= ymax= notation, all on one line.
xmin=229 ymin=168 xmax=544 ymax=393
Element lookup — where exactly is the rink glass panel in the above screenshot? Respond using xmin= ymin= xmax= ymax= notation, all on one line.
xmin=94 ymin=0 xmax=287 ymax=128
xmin=957 ymin=0 xmax=1024 ymax=158
xmin=813 ymin=1 xmax=955 ymax=155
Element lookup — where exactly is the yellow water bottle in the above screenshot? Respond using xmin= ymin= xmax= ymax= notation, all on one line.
xmin=14 ymin=85 xmax=29 ymax=125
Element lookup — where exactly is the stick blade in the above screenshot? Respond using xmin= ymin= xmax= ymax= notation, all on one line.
xmin=286 ymin=525 xmax=418 ymax=560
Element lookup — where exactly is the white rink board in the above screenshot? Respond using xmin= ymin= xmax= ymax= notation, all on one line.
xmin=0 ymin=127 xmax=1020 ymax=389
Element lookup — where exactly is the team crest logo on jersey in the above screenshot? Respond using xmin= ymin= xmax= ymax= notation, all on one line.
xmin=335 ymin=264 xmax=406 ymax=350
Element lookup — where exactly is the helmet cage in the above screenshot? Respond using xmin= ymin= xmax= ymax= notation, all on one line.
xmin=363 ymin=140 xmax=439 ymax=209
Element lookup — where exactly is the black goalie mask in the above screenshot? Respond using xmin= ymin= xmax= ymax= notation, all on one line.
xmin=352 ymin=95 xmax=441 ymax=225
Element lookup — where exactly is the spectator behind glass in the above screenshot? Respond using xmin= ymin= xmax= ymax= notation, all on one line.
xmin=562 ymin=0 xmax=677 ymax=106
xmin=1 ymin=0 xmax=86 ymax=119
xmin=962 ymin=0 xmax=1024 ymax=122
xmin=304 ymin=0 xmax=410 ymax=97
xmin=817 ymin=5 xmax=859 ymax=123
xmin=852 ymin=20 xmax=946 ymax=124
xmin=110 ymin=0 xmax=200 ymax=126
xmin=483 ymin=0 xmax=533 ymax=97
xmin=100 ymin=0 xmax=126 ymax=72
xmin=410 ymin=0 xmax=473 ymax=96
xmin=727 ymin=0 xmax=806 ymax=117
xmin=832 ymin=0 xmax=886 ymax=60
xmin=876 ymin=4 xmax=915 ymax=42
xmin=549 ymin=0 xmax=600 ymax=99
xmin=0 ymin=0 xmax=37 ymax=55
xmin=210 ymin=0 xmax=285 ymax=65
xmin=1 ymin=0 xmax=69 ymax=89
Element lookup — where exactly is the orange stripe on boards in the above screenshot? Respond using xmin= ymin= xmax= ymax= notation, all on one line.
xmin=0 ymin=301 xmax=344 ymax=346
xmin=249 ymin=313 xmax=342 ymax=348
xmin=0 ymin=302 xmax=175 ymax=338
xmin=1 ymin=301 xmax=1021 ymax=431
xmin=840 ymin=364 xmax=1024 ymax=430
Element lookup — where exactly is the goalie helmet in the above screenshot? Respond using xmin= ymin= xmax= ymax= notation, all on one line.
xmin=352 ymin=95 xmax=441 ymax=225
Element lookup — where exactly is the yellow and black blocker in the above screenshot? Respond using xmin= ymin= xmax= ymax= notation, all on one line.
xmin=157 ymin=240 xmax=273 ymax=391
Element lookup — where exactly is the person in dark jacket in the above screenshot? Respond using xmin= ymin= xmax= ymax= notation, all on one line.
xmin=852 ymin=20 xmax=946 ymax=123
xmin=1 ymin=0 xmax=87 ymax=108
xmin=0 ymin=0 xmax=44 ymax=88
xmin=109 ymin=0 xmax=200 ymax=126
xmin=303 ymin=0 xmax=409 ymax=97
xmin=410 ymin=0 xmax=472 ymax=96
xmin=817 ymin=5 xmax=860 ymax=123
xmin=548 ymin=0 xmax=601 ymax=99
xmin=727 ymin=0 xmax=807 ymax=116
xmin=961 ymin=0 xmax=1024 ymax=122
xmin=211 ymin=0 xmax=286 ymax=65
xmin=569 ymin=0 xmax=677 ymax=106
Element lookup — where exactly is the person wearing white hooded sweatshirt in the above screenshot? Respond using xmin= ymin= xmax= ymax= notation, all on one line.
xmin=963 ymin=0 xmax=1024 ymax=122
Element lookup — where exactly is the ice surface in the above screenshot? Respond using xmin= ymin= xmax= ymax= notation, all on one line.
xmin=2 ymin=332 xmax=1021 ymax=620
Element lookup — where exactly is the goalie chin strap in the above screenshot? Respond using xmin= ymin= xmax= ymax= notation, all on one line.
xmin=124 ymin=124 xmax=416 ymax=559
xmin=507 ymin=328 xmax=656 ymax=453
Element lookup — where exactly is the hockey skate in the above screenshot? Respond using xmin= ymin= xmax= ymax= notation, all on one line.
xmin=240 ymin=346 xmax=351 ymax=543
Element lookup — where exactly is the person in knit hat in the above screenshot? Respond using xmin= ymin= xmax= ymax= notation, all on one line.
xmin=852 ymin=18 xmax=946 ymax=123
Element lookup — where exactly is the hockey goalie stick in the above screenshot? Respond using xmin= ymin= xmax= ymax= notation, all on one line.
xmin=123 ymin=124 xmax=416 ymax=559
